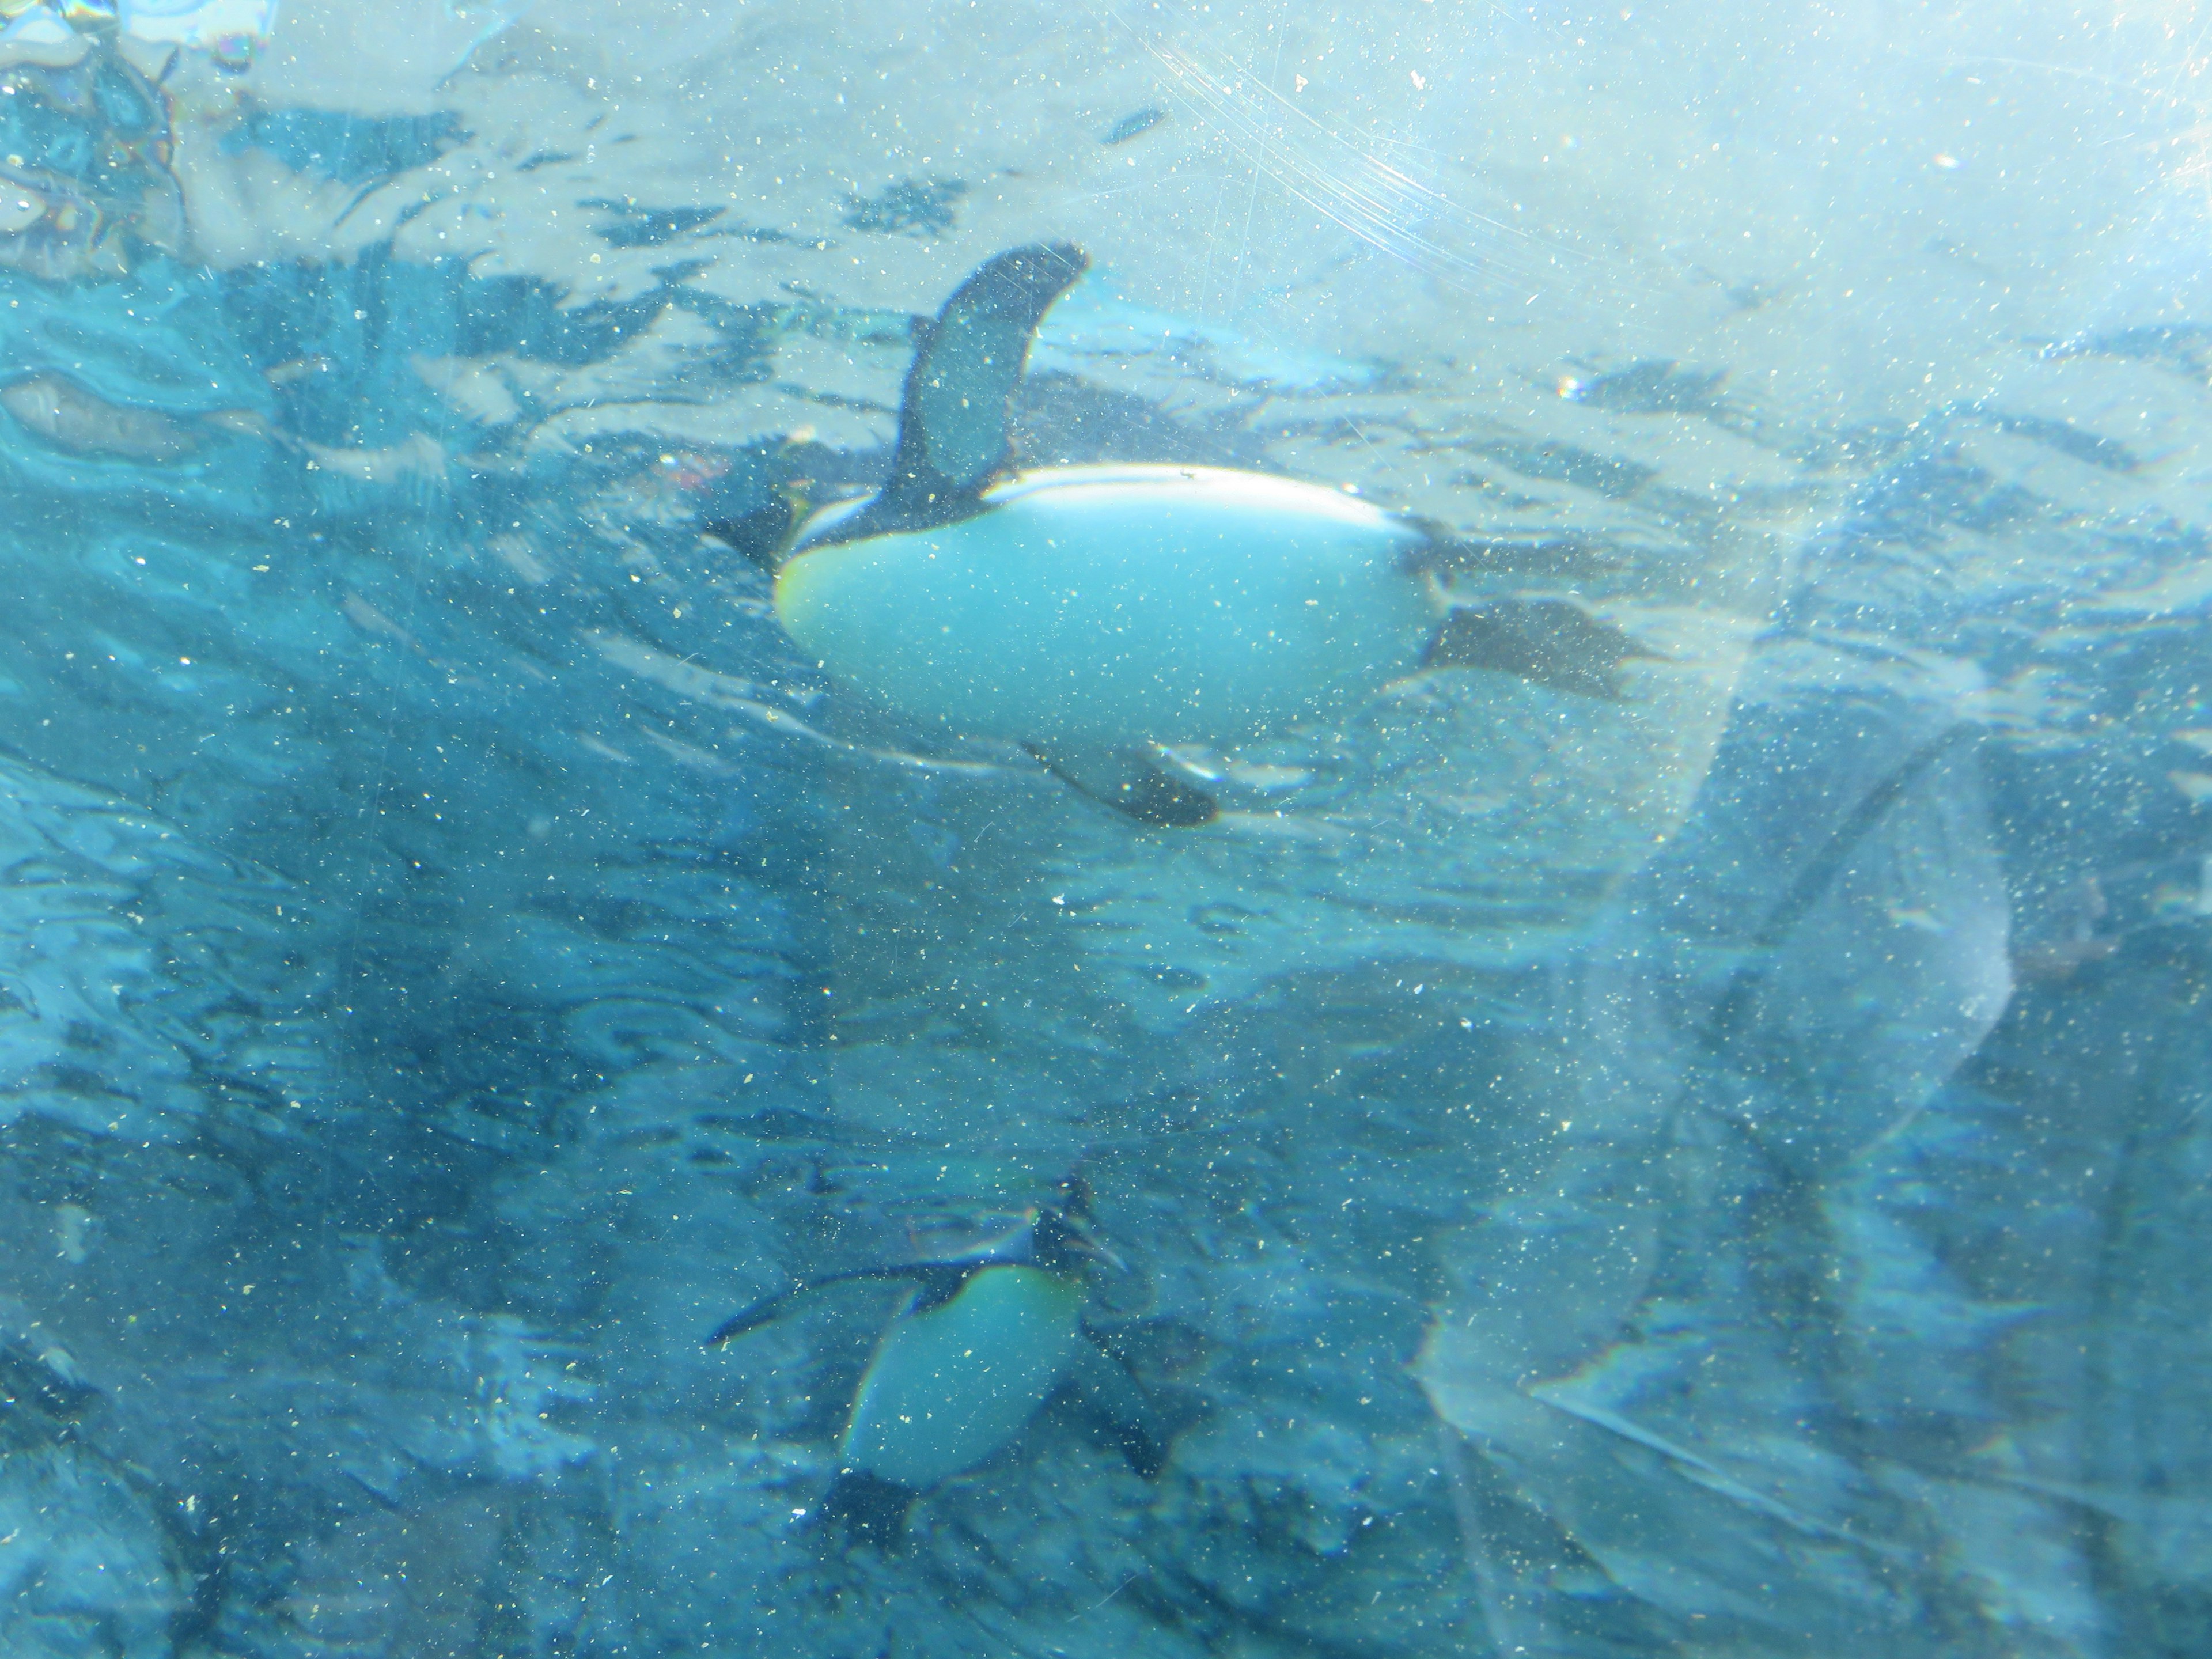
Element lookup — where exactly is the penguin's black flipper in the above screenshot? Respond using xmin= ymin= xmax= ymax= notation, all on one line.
xmin=871 ymin=243 xmax=1090 ymax=533
xmin=704 ymin=1264 xmax=950 ymax=1347
xmin=1422 ymin=597 xmax=1662 ymax=701
xmin=1024 ymin=741 xmax=1219 ymax=828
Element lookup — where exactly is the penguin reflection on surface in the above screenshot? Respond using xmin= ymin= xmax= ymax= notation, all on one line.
xmin=707 ymin=1187 xmax=1156 ymax=1543
xmin=716 ymin=243 xmax=1650 ymax=826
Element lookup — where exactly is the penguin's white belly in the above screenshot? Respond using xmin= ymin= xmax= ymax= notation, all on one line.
xmin=840 ymin=1266 xmax=1084 ymax=1489
xmin=776 ymin=465 xmax=1434 ymax=748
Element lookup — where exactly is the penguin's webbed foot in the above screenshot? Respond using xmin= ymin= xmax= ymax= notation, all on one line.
xmin=816 ymin=1469 xmax=918 ymax=1552
xmin=1422 ymin=597 xmax=1662 ymax=700
xmin=1024 ymin=741 xmax=1220 ymax=828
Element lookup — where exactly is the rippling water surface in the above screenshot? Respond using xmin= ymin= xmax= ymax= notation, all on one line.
xmin=3 ymin=3 xmax=2210 ymax=1655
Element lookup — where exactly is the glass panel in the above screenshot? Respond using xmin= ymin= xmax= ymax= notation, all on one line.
xmin=1 ymin=3 xmax=2205 ymax=1655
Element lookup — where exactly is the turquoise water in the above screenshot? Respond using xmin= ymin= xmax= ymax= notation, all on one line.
xmin=2 ymin=3 xmax=2209 ymax=1654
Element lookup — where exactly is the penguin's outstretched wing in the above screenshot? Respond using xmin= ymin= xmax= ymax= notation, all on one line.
xmin=866 ymin=243 xmax=1090 ymax=535
xmin=704 ymin=1263 xmax=969 ymax=1347
xmin=709 ymin=1206 xmax=1093 ymax=1346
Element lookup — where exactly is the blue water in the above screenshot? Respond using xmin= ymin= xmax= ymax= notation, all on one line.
xmin=2 ymin=3 xmax=2208 ymax=1655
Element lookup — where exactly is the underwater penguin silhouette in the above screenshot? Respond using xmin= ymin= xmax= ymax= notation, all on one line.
xmin=706 ymin=1191 xmax=1158 ymax=1541
xmin=721 ymin=242 xmax=1649 ymax=826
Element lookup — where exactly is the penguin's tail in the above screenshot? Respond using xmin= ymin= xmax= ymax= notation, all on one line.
xmin=1022 ymin=741 xmax=1221 ymax=828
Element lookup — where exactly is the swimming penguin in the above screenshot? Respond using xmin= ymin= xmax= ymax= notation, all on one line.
xmin=707 ymin=1191 xmax=1158 ymax=1540
xmin=716 ymin=241 xmax=1650 ymax=825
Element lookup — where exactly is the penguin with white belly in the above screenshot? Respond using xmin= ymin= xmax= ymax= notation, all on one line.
xmin=716 ymin=242 xmax=1652 ymax=825
xmin=707 ymin=1190 xmax=1158 ymax=1543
